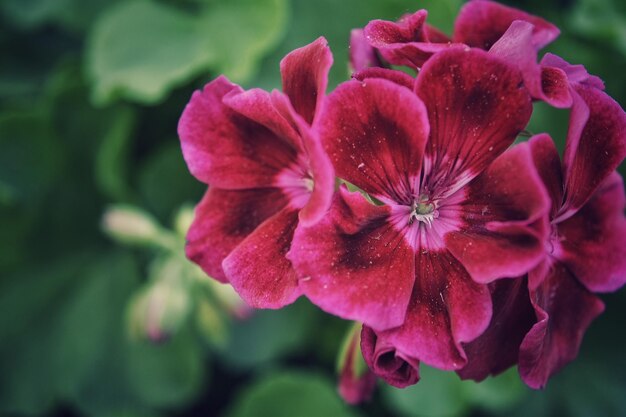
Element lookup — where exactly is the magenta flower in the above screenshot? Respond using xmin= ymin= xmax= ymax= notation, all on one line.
xmin=288 ymin=46 xmax=550 ymax=378
xmin=458 ymin=60 xmax=626 ymax=389
xmin=350 ymin=0 xmax=559 ymax=73
xmin=178 ymin=38 xmax=335 ymax=308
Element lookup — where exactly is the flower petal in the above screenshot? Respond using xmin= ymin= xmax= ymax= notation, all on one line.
xmin=361 ymin=325 xmax=420 ymax=388
xmin=280 ymin=36 xmax=333 ymax=125
xmin=349 ymin=29 xmax=385 ymax=72
xmin=352 ymin=67 xmax=415 ymax=90
xmin=445 ymin=141 xmax=550 ymax=283
xmin=178 ymin=76 xmax=299 ymax=189
xmin=416 ymin=47 xmax=532 ymax=193
xmin=558 ymin=172 xmax=626 ymax=293
xmin=527 ymin=134 xmax=564 ymax=218
xmin=519 ymin=261 xmax=605 ymax=389
xmin=289 ymin=188 xmax=415 ymax=330
xmin=318 ymin=78 xmax=429 ymax=203
xmin=488 ymin=20 xmax=571 ymax=108
xmin=364 ymin=10 xmax=451 ymax=68
xmin=222 ymin=208 xmax=301 ymax=308
xmin=186 ymin=187 xmax=289 ymax=282
xmin=454 ymin=0 xmax=559 ymax=50
xmin=457 ymin=277 xmax=535 ymax=381
xmin=561 ymin=85 xmax=626 ymax=217
xmin=378 ymin=251 xmax=492 ymax=370
xmin=540 ymin=53 xmax=605 ymax=90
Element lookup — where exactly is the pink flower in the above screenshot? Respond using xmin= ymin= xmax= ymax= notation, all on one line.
xmin=289 ymin=46 xmax=550 ymax=377
xmin=178 ymin=38 xmax=335 ymax=308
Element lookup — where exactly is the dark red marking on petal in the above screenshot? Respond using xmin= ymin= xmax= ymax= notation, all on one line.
xmin=457 ymin=277 xmax=535 ymax=381
xmin=540 ymin=53 xmax=605 ymax=90
xmin=222 ymin=208 xmax=302 ymax=308
xmin=281 ymin=37 xmax=333 ymax=125
xmin=416 ymin=47 xmax=532 ymax=194
xmin=528 ymin=134 xmax=564 ymax=219
xmin=558 ymin=172 xmax=626 ymax=293
xmin=454 ymin=0 xmax=559 ymax=50
xmin=378 ymin=250 xmax=492 ymax=370
xmin=289 ymin=188 xmax=415 ymax=330
xmin=361 ymin=325 xmax=420 ymax=388
xmin=519 ymin=261 xmax=604 ymax=389
xmin=318 ymin=78 xmax=429 ymax=203
xmin=561 ymin=85 xmax=626 ymax=217
xmin=186 ymin=187 xmax=289 ymax=282
xmin=178 ymin=76 xmax=299 ymax=189
xmin=445 ymin=142 xmax=550 ymax=283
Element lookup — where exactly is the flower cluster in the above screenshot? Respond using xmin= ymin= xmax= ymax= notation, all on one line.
xmin=179 ymin=0 xmax=626 ymax=399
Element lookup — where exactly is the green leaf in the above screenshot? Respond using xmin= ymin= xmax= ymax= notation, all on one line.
xmin=219 ymin=300 xmax=315 ymax=370
xmin=86 ymin=0 xmax=287 ymax=105
xmin=383 ymin=366 xmax=469 ymax=417
xmin=226 ymin=371 xmax=360 ymax=417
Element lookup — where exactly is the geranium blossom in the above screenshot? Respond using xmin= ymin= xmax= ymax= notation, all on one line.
xmin=178 ymin=38 xmax=334 ymax=308
xmin=288 ymin=46 xmax=550 ymax=384
xmin=458 ymin=60 xmax=626 ymax=388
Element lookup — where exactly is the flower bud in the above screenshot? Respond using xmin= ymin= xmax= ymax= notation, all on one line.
xmin=337 ymin=323 xmax=377 ymax=404
xmin=102 ymin=205 xmax=164 ymax=247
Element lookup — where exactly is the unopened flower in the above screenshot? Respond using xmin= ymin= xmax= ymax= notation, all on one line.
xmin=337 ymin=323 xmax=377 ymax=404
xmin=178 ymin=38 xmax=334 ymax=308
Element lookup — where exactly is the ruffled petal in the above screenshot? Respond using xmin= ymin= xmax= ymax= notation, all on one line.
xmin=178 ymin=76 xmax=299 ymax=189
xmin=416 ymin=47 xmax=532 ymax=194
xmin=488 ymin=21 xmax=571 ymax=108
xmin=186 ymin=187 xmax=289 ymax=282
xmin=444 ymin=135 xmax=550 ymax=284
xmin=454 ymin=0 xmax=559 ymax=50
xmin=281 ymin=36 xmax=333 ymax=125
xmin=349 ymin=29 xmax=385 ymax=72
xmin=560 ymin=85 xmax=626 ymax=217
xmin=377 ymin=251 xmax=492 ymax=370
xmin=318 ymin=78 xmax=429 ymax=203
xmin=364 ymin=10 xmax=452 ymax=68
xmin=540 ymin=53 xmax=605 ymax=90
xmin=361 ymin=325 xmax=420 ymax=388
xmin=558 ymin=172 xmax=626 ymax=293
xmin=289 ymin=188 xmax=415 ymax=330
xmin=222 ymin=208 xmax=301 ymax=308
xmin=352 ymin=67 xmax=415 ymax=90
xmin=457 ymin=277 xmax=535 ymax=381
xmin=519 ymin=261 xmax=605 ymax=389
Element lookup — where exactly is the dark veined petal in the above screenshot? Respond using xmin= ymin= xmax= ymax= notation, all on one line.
xmin=349 ymin=29 xmax=385 ymax=72
xmin=318 ymin=78 xmax=429 ymax=203
xmin=377 ymin=251 xmax=492 ymax=370
xmin=457 ymin=277 xmax=535 ymax=381
xmin=186 ymin=187 xmax=289 ymax=282
xmin=454 ymin=0 xmax=559 ymax=50
xmin=361 ymin=325 xmax=420 ymax=388
xmin=416 ymin=47 xmax=532 ymax=195
xmin=560 ymin=85 xmax=626 ymax=218
xmin=281 ymin=36 xmax=333 ymax=125
xmin=489 ymin=20 xmax=571 ymax=108
xmin=222 ymin=208 xmax=301 ymax=309
xmin=289 ymin=188 xmax=415 ymax=330
xmin=519 ymin=261 xmax=604 ymax=389
xmin=178 ymin=76 xmax=299 ymax=189
xmin=352 ymin=67 xmax=415 ymax=90
xmin=558 ymin=172 xmax=626 ymax=293
xmin=445 ymin=142 xmax=550 ymax=283
xmin=540 ymin=53 xmax=605 ymax=90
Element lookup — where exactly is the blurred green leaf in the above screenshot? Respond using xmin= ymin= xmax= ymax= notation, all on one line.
xmin=219 ymin=300 xmax=314 ymax=370
xmin=226 ymin=371 xmax=360 ymax=417
xmin=86 ymin=0 xmax=287 ymax=105
xmin=569 ymin=0 xmax=626 ymax=57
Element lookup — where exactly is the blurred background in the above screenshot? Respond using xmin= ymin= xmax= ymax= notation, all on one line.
xmin=1 ymin=0 xmax=625 ymax=416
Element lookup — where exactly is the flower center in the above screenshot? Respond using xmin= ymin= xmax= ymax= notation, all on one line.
xmin=408 ymin=195 xmax=438 ymax=226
